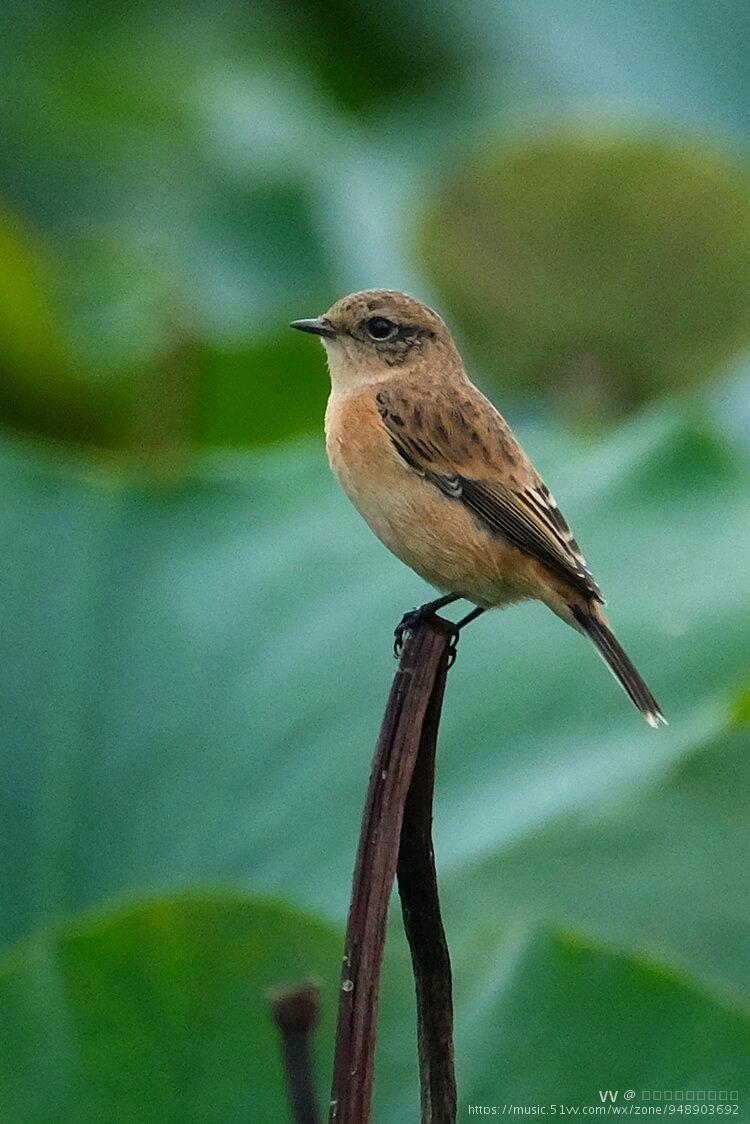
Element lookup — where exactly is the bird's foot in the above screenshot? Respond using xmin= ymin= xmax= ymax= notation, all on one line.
xmin=445 ymin=627 xmax=460 ymax=669
xmin=393 ymin=604 xmax=460 ymax=658
xmin=394 ymin=598 xmax=485 ymax=662
xmin=394 ymin=607 xmax=428 ymax=657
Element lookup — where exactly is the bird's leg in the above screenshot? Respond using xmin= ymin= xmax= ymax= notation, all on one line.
xmin=393 ymin=593 xmax=461 ymax=656
xmin=445 ymin=606 xmax=485 ymax=667
xmin=455 ymin=606 xmax=485 ymax=630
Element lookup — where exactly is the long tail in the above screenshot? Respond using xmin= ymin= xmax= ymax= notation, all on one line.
xmin=570 ymin=605 xmax=666 ymax=728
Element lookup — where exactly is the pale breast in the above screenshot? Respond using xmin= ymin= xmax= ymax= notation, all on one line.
xmin=325 ymin=389 xmax=416 ymax=535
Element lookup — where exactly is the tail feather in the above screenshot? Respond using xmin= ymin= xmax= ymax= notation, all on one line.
xmin=571 ymin=606 xmax=666 ymax=728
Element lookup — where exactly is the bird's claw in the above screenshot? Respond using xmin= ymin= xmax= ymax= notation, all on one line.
xmin=394 ymin=608 xmax=423 ymax=657
xmin=393 ymin=608 xmax=460 ymax=666
xmin=446 ymin=629 xmax=459 ymax=668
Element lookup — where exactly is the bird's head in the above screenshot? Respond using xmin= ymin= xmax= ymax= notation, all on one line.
xmin=291 ymin=289 xmax=460 ymax=390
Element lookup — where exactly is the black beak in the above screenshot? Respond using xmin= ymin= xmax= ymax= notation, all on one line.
xmin=290 ymin=316 xmax=337 ymax=338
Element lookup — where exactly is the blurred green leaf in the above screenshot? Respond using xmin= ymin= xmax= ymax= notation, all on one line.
xmin=0 ymin=207 xmax=330 ymax=451
xmin=2 ymin=897 xmax=748 ymax=1119
xmin=279 ymin=0 xmax=471 ymax=113
xmin=6 ymin=2 xmax=750 ymax=451
xmin=462 ymin=929 xmax=750 ymax=1104
xmin=445 ymin=721 xmax=750 ymax=1006
xmin=0 ymin=895 xmax=341 ymax=1123
xmin=0 ymin=207 xmax=133 ymax=449
xmin=422 ymin=131 xmax=750 ymax=417
xmin=0 ymin=207 xmax=69 ymax=379
xmin=0 ymin=5 xmax=340 ymax=452
xmin=192 ymin=332 xmax=329 ymax=448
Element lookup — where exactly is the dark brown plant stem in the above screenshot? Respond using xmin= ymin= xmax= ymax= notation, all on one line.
xmin=269 ymin=982 xmax=323 ymax=1124
xmin=329 ymin=616 xmax=457 ymax=1123
xmin=397 ymin=659 xmax=457 ymax=1122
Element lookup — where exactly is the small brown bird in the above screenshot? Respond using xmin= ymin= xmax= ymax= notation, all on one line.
xmin=292 ymin=290 xmax=665 ymax=727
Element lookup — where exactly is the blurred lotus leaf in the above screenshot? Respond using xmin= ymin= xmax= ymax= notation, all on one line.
xmin=0 ymin=895 xmax=341 ymax=1122
xmin=0 ymin=208 xmax=68 ymax=380
xmin=193 ymin=332 xmax=330 ymax=448
xmin=0 ymin=204 xmax=329 ymax=453
xmin=2 ymin=902 xmax=748 ymax=1120
xmin=0 ymin=208 xmax=130 ymax=449
xmin=421 ymin=130 xmax=750 ymax=418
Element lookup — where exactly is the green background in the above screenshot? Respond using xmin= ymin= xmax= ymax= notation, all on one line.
xmin=0 ymin=1 xmax=749 ymax=1119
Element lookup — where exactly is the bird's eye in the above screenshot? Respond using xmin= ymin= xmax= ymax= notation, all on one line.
xmin=366 ymin=317 xmax=397 ymax=341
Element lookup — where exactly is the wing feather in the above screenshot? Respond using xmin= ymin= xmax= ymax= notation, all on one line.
xmin=376 ymin=384 xmax=603 ymax=602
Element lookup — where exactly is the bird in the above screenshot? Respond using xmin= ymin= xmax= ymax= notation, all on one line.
xmin=291 ymin=289 xmax=665 ymax=727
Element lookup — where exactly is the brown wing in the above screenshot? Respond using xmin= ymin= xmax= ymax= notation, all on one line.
xmin=376 ymin=382 xmax=603 ymax=603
